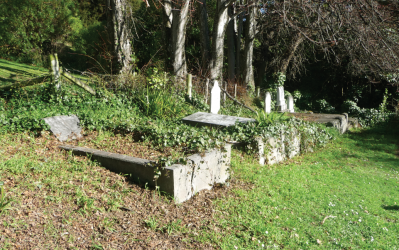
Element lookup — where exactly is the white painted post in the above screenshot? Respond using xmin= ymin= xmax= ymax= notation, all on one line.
xmin=50 ymin=53 xmax=60 ymax=90
xmin=234 ymin=84 xmax=237 ymax=98
xmin=210 ymin=80 xmax=221 ymax=114
xmin=257 ymin=87 xmax=260 ymax=97
xmin=288 ymin=95 xmax=294 ymax=113
xmin=223 ymin=82 xmax=226 ymax=103
xmin=265 ymin=92 xmax=271 ymax=113
xmin=276 ymin=86 xmax=286 ymax=112
xmin=187 ymin=74 xmax=192 ymax=100
xmin=205 ymin=79 xmax=209 ymax=104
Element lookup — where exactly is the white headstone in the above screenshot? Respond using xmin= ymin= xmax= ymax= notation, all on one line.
xmin=288 ymin=95 xmax=294 ymax=113
xmin=276 ymin=86 xmax=286 ymax=111
xmin=265 ymin=92 xmax=271 ymax=113
xmin=210 ymin=80 xmax=221 ymax=114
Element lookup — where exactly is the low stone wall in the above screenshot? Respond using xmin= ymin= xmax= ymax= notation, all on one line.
xmin=255 ymin=128 xmax=313 ymax=165
xmin=59 ymin=144 xmax=231 ymax=203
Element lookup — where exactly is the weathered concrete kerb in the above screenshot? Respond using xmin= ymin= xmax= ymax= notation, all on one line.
xmin=59 ymin=144 xmax=231 ymax=203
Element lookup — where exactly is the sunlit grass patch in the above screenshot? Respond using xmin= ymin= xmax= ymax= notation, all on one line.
xmin=199 ymin=122 xmax=399 ymax=249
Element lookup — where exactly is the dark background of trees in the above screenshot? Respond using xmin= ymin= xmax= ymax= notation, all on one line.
xmin=0 ymin=0 xmax=398 ymax=112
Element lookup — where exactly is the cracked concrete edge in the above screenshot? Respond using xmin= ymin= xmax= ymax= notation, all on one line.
xmin=256 ymin=128 xmax=305 ymax=165
xmin=59 ymin=144 xmax=231 ymax=203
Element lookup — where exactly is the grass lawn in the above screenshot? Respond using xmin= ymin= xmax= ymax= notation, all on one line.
xmin=0 ymin=120 xmax=398 ymax=249
xmin=0 ymin=59 xmax=49 ymax=85
xmin=0 ymin=59 xmax=89 ymax=86
xmin=201 ymin=121 xmax=399 ymax=249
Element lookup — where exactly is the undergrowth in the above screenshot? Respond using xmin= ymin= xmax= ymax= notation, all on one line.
xmin=0 ymin=78 xmax=336 ymax=165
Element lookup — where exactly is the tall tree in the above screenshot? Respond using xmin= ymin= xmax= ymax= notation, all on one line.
xmin=226 ymin=6 xmax=236 ymax=82
xmin=242 ymin=3 xmax=257 ymax=89
xmin=163 ymin=0 xmax=191 ymax=78
xmin=107 ymin=0 xmax=133 ymax=74
xmin=209 ymin=0 xmax=246 ymax=82
xmin=198 ymin=0 xmax=211 ymax=74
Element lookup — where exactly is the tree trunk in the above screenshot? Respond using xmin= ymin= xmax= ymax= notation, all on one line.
xmin=163 ymin=0 xmax=173 ymax=72
xmin=242 ymin=4 xmax=256 ymax=90
xmin=280 ymin=32 xmax=304 ymax=74
xmin=210 ymin=0 xmax=230 ymax=81
xmin=165 ymin=0 xmax=190 ymax=78
xmin=227 ymin=6 xmax=236 ymax=82
xmin=107 ymin=0 xmax=133 ymax=74
xmin=236 ymin=10 xmax=244 ymax=79
xmin=255 ymin=57 xmax=267 ymax=88
xmin=198 ymin=0 xmax=211 ymax=74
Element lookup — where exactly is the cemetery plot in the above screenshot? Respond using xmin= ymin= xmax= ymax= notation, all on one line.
xmin=37 ymin=121 xmax=232 ymax=203
xmin=182 ymin=112 xmax=256 ymax=127
xmin=287 ymin=113 xmax=351 ymax=134
xmin=60 ymin=143 xmax=231 ymax=203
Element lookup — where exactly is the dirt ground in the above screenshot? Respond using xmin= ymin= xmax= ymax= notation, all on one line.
xmin=0 ymin=131 xmax=248 ymax=249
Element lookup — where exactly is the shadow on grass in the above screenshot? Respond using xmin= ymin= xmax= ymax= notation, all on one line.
xmin=382 ymin=205 xmax=399 ymax=211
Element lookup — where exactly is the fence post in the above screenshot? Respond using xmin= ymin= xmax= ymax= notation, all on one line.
xmin=49 ymin=53 xmax=60 ymax=90
xmin=205 ymin=78 xmax=209 ymax=104
xmin=223 ymin=82 xmax=226 ymax=103
xmin=187 ymin=74 xmax=192 ymax=100
xmin=234 ymin=84 xmax=237 ymax=98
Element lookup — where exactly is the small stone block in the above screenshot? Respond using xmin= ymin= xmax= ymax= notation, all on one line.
xmin=44 ymin=115 xmax=82 ymax=142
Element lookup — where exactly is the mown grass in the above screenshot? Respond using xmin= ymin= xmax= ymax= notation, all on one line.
xmin=0 ymin=58 xmax=89 ymax=86
xmin=197 ymin=121 xmax=399 ymax=249
xmin=0 ymin=59 xmax=49 ymax=84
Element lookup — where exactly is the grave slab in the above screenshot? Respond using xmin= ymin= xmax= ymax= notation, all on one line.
xmin=287 ymin=113 xmax=349 ymax=134
xmin=59 ymin=144 xmax=231 ymax=203
xmin=182 ymin=112 xmax=256 ymax=127
xmin=44 ymin=115 xmax=82 ymax=142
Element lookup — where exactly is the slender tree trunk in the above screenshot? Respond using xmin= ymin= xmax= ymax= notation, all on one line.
xmin=280 ymin=32 xmax=304 ymax=74
xmin=242 ymin=4 xmax=256 ymax=89
xmin=210 ymin=0 xmax=230 ymax=81
xmin=164 ymin=0 xmax=190 ymax=78
xmin=107 ymin=0 xmax=132 ymax=74
xmin=236 ymin=10 xmax=244 ymax=79
xmin=163 ymin=0 xmax=173 ymax=72
xmin=198 ymin=0 xmax=210 ymax=74
xmin=227 ymin=6 xmax=236 ymax=82
xmin=255 ymin=57 xmax=267 ymax=88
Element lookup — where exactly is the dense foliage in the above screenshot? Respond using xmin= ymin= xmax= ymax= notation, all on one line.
xmin=0 ymin=80 xmax=336 ymax=163
xmin=0 ymin=0 xmax=397 ymax=120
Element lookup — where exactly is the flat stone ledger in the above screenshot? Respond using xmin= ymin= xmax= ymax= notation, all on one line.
xmin=182 ymin=112 xmax=256 ymax=127
xmin=44 ymin=115 xmax=82 ymax=142
xmin=59 ymin=144 xmax=231 ymax=203
xmin=287 ymin=113 xmax=349 ymax=134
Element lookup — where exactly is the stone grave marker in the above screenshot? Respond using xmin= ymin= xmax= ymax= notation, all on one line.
xmin=276 ymin=86 xmax=287 ymax=112
xmin=265 ymin=92 xmax=271 ymax=113
xmin=287 ymin=95 xmax=294 ymax=113
xmin=182 ymin=112 xmax=255 ymax=127
xmin=44 ymin=115 xmax=82 ymax=142
xmin=210 ymin=80 xmax=220 ymax=114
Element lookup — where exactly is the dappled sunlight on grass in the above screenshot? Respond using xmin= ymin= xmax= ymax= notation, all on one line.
xmin=199 ymin=121 xmax=399 ymax=249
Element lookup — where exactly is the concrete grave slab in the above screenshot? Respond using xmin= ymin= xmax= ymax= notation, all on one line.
xmin=59 ymin=144 xmax=231 ymax=203
xmin=182 ymin=112 xmax=256 ymax=127
xmin=287 ymin=113 xmax=349 ymax=134
xmin=44 ymin=115 xmax=82 ymax=142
